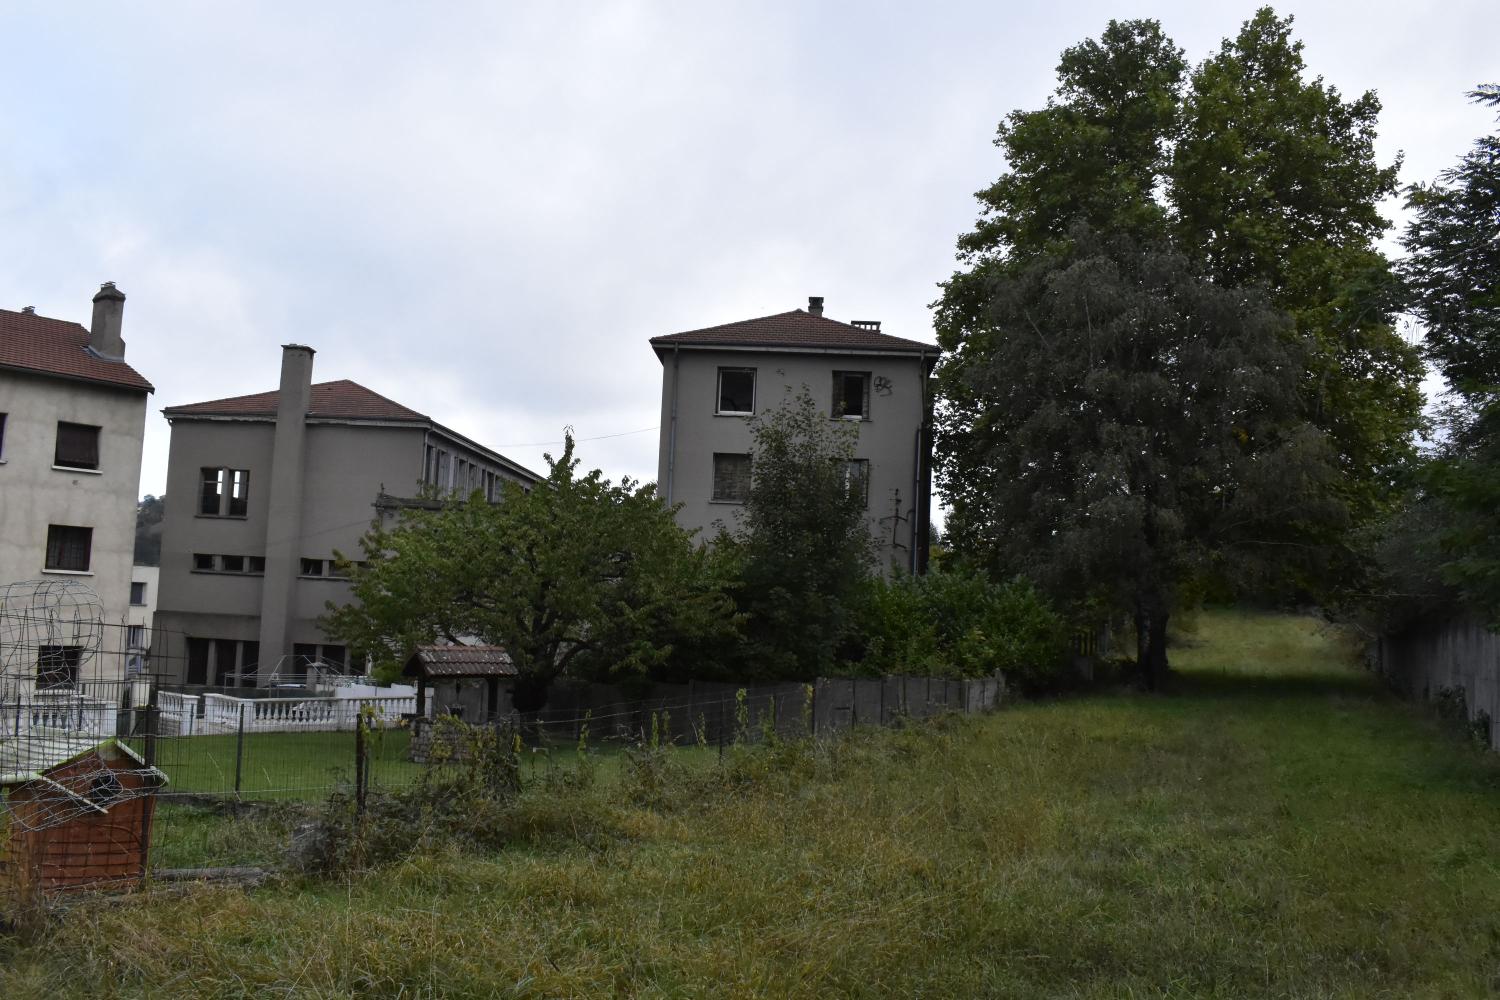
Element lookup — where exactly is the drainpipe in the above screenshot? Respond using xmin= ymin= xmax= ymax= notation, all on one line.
xmin=666 ymin=344 xmax=681 ymax=504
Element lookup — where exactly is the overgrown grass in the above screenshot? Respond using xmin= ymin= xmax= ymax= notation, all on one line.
xmin=7 ymin=609 xmax=1500 ymax=997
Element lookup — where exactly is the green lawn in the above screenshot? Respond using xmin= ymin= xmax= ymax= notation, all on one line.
xmin=7 ymin=609 xmax=1500 ymax=998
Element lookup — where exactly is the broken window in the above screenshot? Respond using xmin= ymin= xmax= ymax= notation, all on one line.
xmin=45 ymin=524 xmax=92 ymax=572
xmin=842 ymin=459 xmax=870 ymax=508
xmin=200 ymin=467 xmax=250 ymax=516
xmin=54 ymin=421 xmax=101 ymax=469
xmin=717 ymin=368 xmax=756 ymax=415
xmin=712 ymin=453 xmax=752 ymax=503
xmin=36 ymin=645 xmax=82 ymax=688
xmin=832 ymin=371 xmax=871 ymax=420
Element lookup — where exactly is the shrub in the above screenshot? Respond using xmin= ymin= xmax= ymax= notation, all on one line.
xmin=854 ymin=569 xmax=1071 ymax=691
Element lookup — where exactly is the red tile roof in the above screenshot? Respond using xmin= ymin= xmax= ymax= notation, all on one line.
xmin=403 ymin=645 xmax=516 ymax=679
xmin=651 ymin=309 xmax=938 ymax=354
xmin=164 ymin=379 xmax=428 ymax=423
xmin=0 ymin=307 xmax=154 ymax=392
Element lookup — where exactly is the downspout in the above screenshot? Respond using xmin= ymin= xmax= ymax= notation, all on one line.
xmin=666 ymin=344 xmax=681 ymax=505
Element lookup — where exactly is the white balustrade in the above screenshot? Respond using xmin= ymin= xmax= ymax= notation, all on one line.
xmin=190 ymin=692 xmax=417 ymax=734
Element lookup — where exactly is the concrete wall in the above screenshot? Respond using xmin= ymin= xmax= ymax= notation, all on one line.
xmin=656 ymin=347 xmax=930 ymax=573
xmin=0 ymin=369 xmax=147 ymax=679
xmin=1378 ymin=619 xmax=1500 ymax=749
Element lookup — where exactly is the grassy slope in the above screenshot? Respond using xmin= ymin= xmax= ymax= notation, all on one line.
xmin=6 ymin=610 xmax=1500 ymax=998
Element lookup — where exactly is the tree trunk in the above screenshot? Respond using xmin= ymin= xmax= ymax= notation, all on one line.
xmin=1145 ymin=610 xmax=1170 ymax=690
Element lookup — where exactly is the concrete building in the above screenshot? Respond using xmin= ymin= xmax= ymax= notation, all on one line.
xmin=651 ymin=297 xmax=940 ymax=574
xmin=151 ymin=344 xmax=540 ymax=687
xmin=0 ymin=284 xmax=153 ymax=684
xmin=127 ymin=564 xmax=159 ymax=675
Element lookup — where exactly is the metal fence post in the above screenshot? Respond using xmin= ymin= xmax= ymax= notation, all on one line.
xmin=234 ymin=701 xmax=246 ymax=797
xmin=354 ymin=712 xmax=368 ymax=815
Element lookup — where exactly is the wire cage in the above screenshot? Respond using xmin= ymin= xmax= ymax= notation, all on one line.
xmin=0 ymin=579 xmax=165 ymax=907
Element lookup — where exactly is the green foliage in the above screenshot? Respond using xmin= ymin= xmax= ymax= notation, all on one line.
xmin=937 ymin=227 xmax=1345 ymax=679
xmin=721 ymin=390 xmax=875 ymax=679
xmin=323 ymin=435 xmax=738 ymax=709
xmin=936 ymin=9 xmax=1423 ymax=648
xmin=133 ymin=494 xmax=164 ymax=566
xmin=854 ymin=568 xmax=1070 ymax=691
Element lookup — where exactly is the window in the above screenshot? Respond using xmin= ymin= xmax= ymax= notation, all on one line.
xmin=221 ymin=554 xmax=245 ymax=572
xmin=193 ymin=553 xmax=264 ymax=575
xmin=717 ymin=368 xmax=756 ymax=415
xmin=36 ymin=645 xmax=81 ymax=688
xmin=0 ymin=412 xmax=7 ymax=459
xmin=130 ymin=581 xmax=147 ymax=605
xmin=187 ymin=637 xmax=258 ymax=687
xmin=248 ymin=555 xmax=266 ymax=573
xmin=54 ymin=421 xmax=101 ymax=469
xmin=200 ymin=467 xmax=250 ymax=516
xmin=832 ymin=371 xmax=871 ymax=420
xmin=300 ymin=558 xmax=325 ymax=576
xmin=127 ymin=625 xmax=146 ymax=650
xmin=45 ymin=525 xmax=92 ymax=572
xmin=842 ymin=459 xmax=870 ymax=508
xmin=712 ymin=453 xmax=752 ymax=503
xmin=193 ymin=553 xmax=216 ymax=571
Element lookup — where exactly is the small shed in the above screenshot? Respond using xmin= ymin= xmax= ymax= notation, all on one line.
xmin=1 ymin=734 xmax=167 ymax=896
xmin=403 ymin=645 xmax=517 ymax=722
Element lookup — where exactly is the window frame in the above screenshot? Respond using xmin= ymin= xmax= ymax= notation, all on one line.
xmin=44 ymin=524 xmax=93 ymax=573
xmin=36 ymin=645 xmax=82 ymax=689
xmin=711 ymin=452 xmax=753 ymax=504
xmin=199 ymin=466 xmax=251 ymax=517
xmin=831 ymin=371 xmax=872 ymax=421
xmin=130 ymin=581 xmax=147 ymax=605
xmin=842 ymin=458 xmax=871 ymax=509
xmin=716 ymin=367 xmax=757 ymax=417
xmin=53 ymin=421 xmax=102 ymax=471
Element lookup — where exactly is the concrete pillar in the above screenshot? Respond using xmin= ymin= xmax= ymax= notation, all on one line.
xmin=256 ymin=344 xmax=315 ymax=682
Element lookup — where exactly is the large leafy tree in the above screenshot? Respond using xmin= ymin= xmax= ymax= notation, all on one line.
xmin=323 ymin=437 xmax=736 ymax=711
xmin=940 ymin=229 xmax=1341 ymax=685
xmin=937 ymin=10 xmax=1420 ymax=649
xmin=719 ymin=391 xmax=874 ymax=680
xmin=1398 ymin=86 xmax=1500 ymax=621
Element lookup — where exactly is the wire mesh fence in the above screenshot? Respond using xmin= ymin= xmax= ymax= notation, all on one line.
xmin=2 ymin=599 xmax=1006 ymax=914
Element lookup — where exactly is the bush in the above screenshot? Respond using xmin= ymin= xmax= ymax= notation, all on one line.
xmin=853 ymin=570 xmax=1071 ymax=692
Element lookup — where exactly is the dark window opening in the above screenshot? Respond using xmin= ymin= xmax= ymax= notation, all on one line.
xmin=130 ymin=581 xmax=147 ymax=605
xmin=187 ymin=638 xmax=210 ymax=684
xmin=717 ymin=368 xmax=756 ymax=415
xmin=248 ymin=556 xmax=266 ymax=573
xmin=200 ymin=466 xmax=250 ymax=516
xmin=843 ymin=459 xmax=870 ymax=508
xmin=193 ymin=553 xmax=216 ymax=571
xmin=832 ymin=371 xmax=871 ymax=419
xmin=300 ymin=558 xmax=324 ymax=576
xmin=45 ymin=524 xmax=92 ymax=572
xmin=221 ymin=554 xmax=245 ymax=573
xmin=213 ymin=638 xmax=240 ymax=687
xmin=54 ymin=422 xmax=101 ymax=470
xmin=37 ymin=645 xmax=82 ymax=688
xmin=712 ymin=453 xmax=752 ymax=503
xmin=0 ymin=412 xmax=7 ymax=458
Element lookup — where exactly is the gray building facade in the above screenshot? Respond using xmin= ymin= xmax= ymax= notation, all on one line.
xmin=0 ymin=284 xmax=153 ymax=686
xmin=652 ymin=297 xmax=939 ymax=574
xmin=151 ymin=344 xmax=538 ymax=686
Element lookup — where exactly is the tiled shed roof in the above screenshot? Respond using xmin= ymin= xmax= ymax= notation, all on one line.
xmin=651 ymin=309 xmax=937 ymax=354
xmin=0 ymin=307 xmax=154 ymax=392
xmin=164 ymin=379 xmax=428 ymax=423
xmin=404 ymin=645 xmax=517 ymax=679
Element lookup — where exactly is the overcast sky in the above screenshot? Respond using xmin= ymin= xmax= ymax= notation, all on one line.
xmin=2 ymin=1 xmax=1495 ymax=500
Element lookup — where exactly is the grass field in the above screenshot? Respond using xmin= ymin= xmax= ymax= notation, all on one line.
xmin=6 ymin=609 xmax=1500 ymax=997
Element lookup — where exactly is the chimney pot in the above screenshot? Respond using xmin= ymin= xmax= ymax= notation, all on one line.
xmin=808 ymin=296 xmax=824 ymax=317
xmin=89 ymin=281 xmax=127 ymax=359
xmin=21 ymin=305 xmax=35 ymax=314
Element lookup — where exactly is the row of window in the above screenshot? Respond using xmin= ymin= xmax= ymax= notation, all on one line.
xmin=423 ymin=445 xmax=506 ymax=500
xmin=0 ymin=414 xmax=104 ymax=470
xmin=715 ymin=369 xmax=874 ymax=420
xmin=188 ymin=554 xmax=362 ymax=578
xmin=710 ymin=454 xmax=869 ymax=506
xmin=184 ymin=637 xmax=350 ymax=687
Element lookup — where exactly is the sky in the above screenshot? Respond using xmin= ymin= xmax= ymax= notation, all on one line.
xmin=1 ymin=1 xmax=1496 ymax=501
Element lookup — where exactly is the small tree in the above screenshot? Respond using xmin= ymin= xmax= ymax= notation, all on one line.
xmin=324 ymin=436 xmax=736 ymax=710
xmin=724 ymin=390 xmax=874 ymax=679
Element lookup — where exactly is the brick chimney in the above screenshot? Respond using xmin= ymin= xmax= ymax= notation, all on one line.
xmin=808 ymin=296 xmax=824 ymax=317
xmin=89 ymin=281 xmax=126 ymax=359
